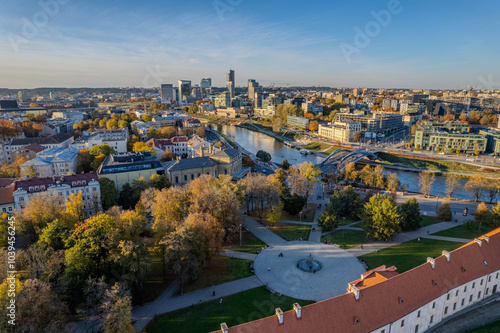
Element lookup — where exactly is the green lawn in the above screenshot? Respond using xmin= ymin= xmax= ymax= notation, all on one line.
xmin=420 ymin=216 xmax=440 ymax=227
xmin=359 ymin=238 xmax=464 ymax=273
xmin=469 ymin=320 xmax=500 ymax=333
xmin=321 ymin=229 xmax=368 ymax=249
xmin=143 ymin=286 xmax=315 ymax=333
xmin=223 ymin=230 xmax=266 ymax=254
xmin=182 ymin=256 xmax=253 ymax=294
xmin=432 ymin=223 xmax=495 ymax=239
xmin=267 ymin=222 xmax=311 ymax=241
xmin=324 ymin=147 xmax=339 ymax=154
xmin=338 ymin=217 xmax=358 ymax=226
xmin=302 ymin=141 xmax=330 ymax=151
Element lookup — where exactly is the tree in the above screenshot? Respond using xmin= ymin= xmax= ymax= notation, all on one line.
xmin=281 ymin=159 xmax=290 ymax=170
xmin=386 ymin=173 xmax=401 ymax=193
xmin=399 ymin=198 xmax=422 ymax=231
xmin=99 ymin=178 xmax=119 ymax=210
xmin=445 ymin=174 xmax=462 ymax=199
xmin=133 ymin=141 xmax=156 ymax=155
xmin=282 ymin=194 xmax=307 ymax=215
xmin=475 ymin=150 xmax=480 ymax=156
xmin=309 ymin=120 xmax=319 ymax=132
xmin=101 ymin=283 xmax=134 ymax=333
xmin=344 ymin=162 xmax=358 ymax=184
xmin=196 ymin=127 xmax=206 ymax=138
xmin=299 ymin=162 xmax=322 ymax=198
xmin=485 ymin=179 xmax=500 ymax=203
xmin=38 ymin=219 xmax=71 ymax=251
xmin=89 ymin=144 xmax=115 ymax=157
xmin=488 ymin=202 xmax=500 ymax=227
xmin=76 ymin=150 xmax=93 ymax=173
xmin=419 ymin=172 xmax=435 ymax=198
xmin=360 ymin=164 xmax=375 ymax=187
xmin=474 ymin=202 xmax=489 ymax=225
xmin=324 ymin=186 xmax=362 ymax=220
xmin=465 ymin=175 xmax=486 ymax=202
xmin=119 ymin=183 xmax=136 ymax=209
xmin=373 ymin=165 xmax=385 ymax=189
xmin=160 ymin=149 xmax=174 ymax=162
xmin=66 ymin=191 xmax=85 ymax=221
xmin=437 ymin=200 xmax=452 ymax=221
xmin=317 ymin=212 xmax=338 ymax=231
xmin=256 ymin=150 xmax=271 ymax=162
xmin=353 ymin=131 xmax=362 ymax=142
xmin=361 ymin=194 xmax=402 ymax=240
xmin=149 ymin=174 xmax=170 ymax=190
xmin=410 ymin=139 xmax=415 ymax=147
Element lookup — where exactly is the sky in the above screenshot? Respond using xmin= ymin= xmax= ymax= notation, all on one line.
xmin=1 ymin=0 xmax=500 ymax=90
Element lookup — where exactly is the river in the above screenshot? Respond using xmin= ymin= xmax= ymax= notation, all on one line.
xmin=220 ymin=124 xmax=478 ymax=200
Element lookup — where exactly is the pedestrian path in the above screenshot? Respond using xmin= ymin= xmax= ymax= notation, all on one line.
xmin=423 ymin=235 xmax=472 ymax=243
xmin=222 ymin=250 xmax=257 ymax=261
xmin=278 ymin=220 xmax=313 ymax=225
xmin=243 ymin=216 xmax=287 ymax=246
xmin=132 ymin=275 xmax=263 ymax=330
xmin=322 ymin=221 xmax=362 ymax=236
xmin=308 ymin=204 xmax=324 ymax=242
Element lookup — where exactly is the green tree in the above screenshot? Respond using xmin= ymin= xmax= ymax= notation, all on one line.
xmin=119 ymin=183 xmax=135 ymax=209
xmin=89 ymin=144 xmax=115 ymax=157
xmin=99 ymin=178 xmax=119 ymax=210
xmin=149 ymin=174 xmax=170 ymax=190
xmin=361 ymin=194 xmax=402 ymax=240
xmin=324 ymin=185 xmax=362 ymax=220
xmin=317 ymin=211 xmax=338 ymax=231
xmin=256 ymin=150 xmax=271 ymax=162
xmin=38 ymin=219 xmax=71 ymax=251
xmin=282 ymin=194 xmax=307 ymax=215
xmin=76 ymin=150 xmax=93 ymax=173
xmin=25 ymin=165 xmax=38 ymax=177
xmin=488 ymin=202 xmax=500 ymax=227
xmin=281 ymin=159 xmax=290 ymax=170
xmin=437 ymin=200 xmax=452 ymax=221
xmin=399 ymin=198 xmax=422 ymax=231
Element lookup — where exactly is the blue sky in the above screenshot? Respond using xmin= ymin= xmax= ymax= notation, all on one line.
xmin=1 ymin=0 xmax=499 ymax=89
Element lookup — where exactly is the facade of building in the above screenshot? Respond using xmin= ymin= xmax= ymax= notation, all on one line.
xmin=13 ymin=173 xmax=100 ymax=217
xmin=302 ymin=101 xmax=324 ymax=115
xmin=160 ymin=84 xmax=174 ymax=103
xmin=248 ymin=79 xmax=259 ymax=101
xmin=254 ymin=106 xmax=276 ymax=119
xmin=0 ymin=133 xmax=74 ymax=163
xmin=415 ymin=123 xmax=486 ymax=153
xmin=479 ymin=130 xmax=500 ymax=155
xmin=318 ymin=121 xmax=362 ymax=143
xmin=402 ymin=113 xmax=423 ymax=127
xmin=97 ymin=151 xmax=163 ymax=190
xmin=214 ymin=229 xmax=500 ymax=333
xmin=20 ymin=147 xmax=79 ymax=177
xmin=70 ymin=129 xmax=128 ymax=153
xmin=287 ymin=115 xmax=310 ymax=129
xmin=200 ymin=78 xmax=212 ymax=99
xmin=334 ymin=112 xmax=403 ymax=133
xmin=178 ymin=80 xmax=192 ymax=102
xmin=227 ymin=69 xmax=235 ymax=99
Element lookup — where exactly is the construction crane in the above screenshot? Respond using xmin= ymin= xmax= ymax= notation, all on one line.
xmin=460 ymin=86 xmax=476 ymax=91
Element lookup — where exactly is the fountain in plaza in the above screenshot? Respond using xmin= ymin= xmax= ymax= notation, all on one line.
xmin=297 ymin=253 xmax=322 ymax=273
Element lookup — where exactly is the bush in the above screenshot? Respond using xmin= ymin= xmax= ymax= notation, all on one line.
xmin=437 ymin=200 xmax=452 ymax=221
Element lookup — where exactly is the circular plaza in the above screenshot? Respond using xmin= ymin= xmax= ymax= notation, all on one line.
xmin=253 ymin=241 xmax=366 ymax=301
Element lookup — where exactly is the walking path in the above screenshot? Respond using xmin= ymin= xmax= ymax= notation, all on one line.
xmin=222 ymin=250 xmax=257 ymax=261
xmin=308 ymin=205 xmax=324 ymax=242
xmin=423 ymin=235 xmax=472 ymax=243
xmin=132 ymin=275 xmax=263 ymax=330
xmin=278 ymin=220 xmax=313 ymax=225
xmin=243 ymin=215 xmax=287 ymax=246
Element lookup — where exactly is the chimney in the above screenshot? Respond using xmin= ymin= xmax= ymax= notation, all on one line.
xmin=474 ymin=238 xmax=482 ymax=247
xmin=351 ymin=285 xmax=360 ymax=300
xmin=293 ymin=303 xmax=301 ymax=318
xmin=427 ymin=257 xmax=435 ymax=269
xmin=275 ymin=308 xmax=283 ymax=324
xmin=209 ymin=143 xmax=213 ymax=154
xmin=442 ymin=250 xmax=451 ymax=262
xmin=220 ymin=323 xmax=228 ymax=333
xmin=482 ymin=235 xmax=490 ymax=244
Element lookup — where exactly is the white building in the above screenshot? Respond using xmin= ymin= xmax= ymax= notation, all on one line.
xmin=302 ymin=101 xmax=324 ymax=115
xmin=70 ymin=129 xmax=128 ymax=153
xmin=254 ymin=106 xmax=276 ymax=119
xmin=20 ymin=147 xmax=79 ymax=177
xmin=13 ymin=173 xmax=101 ymax=217
xmin=0 ymin=133 xmax=74 ymax=164
xmin=318 ymin=121 xmax=362 ymax=143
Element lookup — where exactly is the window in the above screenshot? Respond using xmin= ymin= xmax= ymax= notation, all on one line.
xmin=447 ymin=293 xmax=450 ymax=300
xmin=184 ymin=175 xmax=187 ymax=182
xmin=401 ymin=319 xmax=405 ymax=327
xmin=469 ymin=295 xmax=473 ymax=302
xmin=417 ymin=310 xmax=421 ymax=318
xmin=478 ymin=292 xmax=481 ymax=299
xmin=2 ymin=208 xmax=5 ymax=213
xmin=481 ymin=279 xmax=484 ymax=286
xmin=432 ymin=302 xmax=435 ymax=309
xmin=456 ymin=290 xmax=459 ymax=297
xmin=461 ymin=299 xmax=465 ymax=306
xmin=486 ymin=288 xmax=489 ymax=295
xmin=453 ymin=303 xmax=456 ymax=310
xmin=191 ymin=174 xmax=194 ymax=180
xmin=175 ymin=176 xmax=178 ymax=183
xmin=430 ymin=315 xmax=434 ymax=324
xmin=488 ymin=276 xmax=491 ymax=282
xmin=444 ymin=306 xmax=448 ymax=315
xmin=496 ymin=273 xmax=499 ymax=279
xmin=464 ymin=286 xmax=467 ymax=292
xmin=414 ymin=325 xmax=419 ymax=333
xmin=472 ymin=282 xmax=475 ymax=289
xmin=381 ymin=330 xmax=385 ymax=333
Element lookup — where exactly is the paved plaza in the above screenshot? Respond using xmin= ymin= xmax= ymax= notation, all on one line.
xmin=253 ymin=241 xmax=365 ymax=301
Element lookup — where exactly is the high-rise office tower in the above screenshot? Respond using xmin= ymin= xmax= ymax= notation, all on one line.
xmin=227 ymin=69 xmax=235 ymax=99
xmin=200 ymin=78 xmax=212 ymax=98
xmin=248 ymin=79 xmax=259 ymax=101
xmin=178 ymin=80 xmax=192 ymax=102
xmin=160 ymin=84 xmax=174 ymax=103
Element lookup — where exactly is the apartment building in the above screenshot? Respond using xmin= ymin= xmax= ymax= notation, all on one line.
xmin=318 ymin=121 xmax=361 ymax=143
xmin=70 ymin=129 xmax=128 ymax=153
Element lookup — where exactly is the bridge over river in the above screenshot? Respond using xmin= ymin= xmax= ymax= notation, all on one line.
xmin=317 ymin=149 xmax=381 ymax=173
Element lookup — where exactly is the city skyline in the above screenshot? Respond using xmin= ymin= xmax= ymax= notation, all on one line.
xmin=1 ymin=0 xmax=500 ymax=90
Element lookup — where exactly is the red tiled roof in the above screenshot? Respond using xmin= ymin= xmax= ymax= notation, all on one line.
xmin=0 ymin=179 xmax=15 ymax=188
xmin=217 ymin=229 xmax=500 ymax=333
xmin=171 ymin=136 xmax=188 ymax=142
xmin=348 ymin=265 xmax=399 ymax=291
xmin=0 ymin=186 xmax=14 ymax=205
xmin=23 ymin=143 xmax=47 ymax=153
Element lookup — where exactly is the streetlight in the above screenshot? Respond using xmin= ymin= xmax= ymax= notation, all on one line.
xmin=299 ymin=211 xmax=303 ymax=222
xmin=220 ymin=298 xmax=223 ymax=313
xmin=239 ymin=224 xmax=243 ymax=248
xmin=343 ymin=217 xmax=346 ymax=238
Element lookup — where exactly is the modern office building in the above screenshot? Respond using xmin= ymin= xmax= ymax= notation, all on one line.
xmin=287 ymin=115 xmax=310 ymax=130
xmin=414 ymin=122 xmax=486 ymax=153
xmin=213 ymin=229 xmax=500 ymax=333
xmin=227 ymin=69 xmax=235 ymax=99
xmin=200 ymin=78 xmax=212 ymax=98
xmin=97 ymin=151 xmax=163 ymax=190
xmin=478 ymin=130 xmax=500 ymax=155
xmin=178 ymin=80 xmax=192 ymax=102
xmin=160 ymin=84 xmax=174 ymax=103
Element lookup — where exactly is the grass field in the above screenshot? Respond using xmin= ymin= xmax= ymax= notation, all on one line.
xmin=377 ymin=152 xmax=484 ymax=173
xmin=324 ymin=146 xmax=339 ymax=154
xmin=302 ymin=141 xmax=330 ymax=151
xmin=359 ymin=238 xmax=464 ymax=273
xmin=223 ymin=230 xmax=266 ymax=254
xmin=321 ymin=229 xmax=368 ymax=249
xmin=469 ymin=320 xmax=500 ymax=333
xmin=181 ymin=256 xmax=253 ymax=294
xmin=432 ymin=223 xmax=495 ymax=239
xmin=143 ymin=286 xmax=315 ymax=333
xmin=267 ymin=222 xmax=311 ymax=241
xmin=420 ymin=216 xmax=440 ymax=227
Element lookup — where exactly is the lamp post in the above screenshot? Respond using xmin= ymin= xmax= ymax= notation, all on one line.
xmin=343 ymin=217 xmax=346 ymax=238
xmin=239 ymin=223 xmax=242 ymax=248
xmin=299 ymin=211 xmax=302 ymax=222
xmin=220 ymin=298 xmax=223 ymax=313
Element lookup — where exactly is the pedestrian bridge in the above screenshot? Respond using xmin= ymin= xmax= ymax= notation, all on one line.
xmin=316 ymin=149 xmax=380 ymax=173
